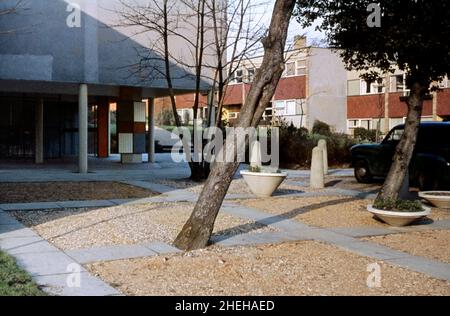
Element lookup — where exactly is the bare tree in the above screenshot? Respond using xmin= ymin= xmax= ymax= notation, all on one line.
xmin=174 ymin=0 xmax=296 ymax=251
xmin=117 ymin=0 xmax=265 ymax=180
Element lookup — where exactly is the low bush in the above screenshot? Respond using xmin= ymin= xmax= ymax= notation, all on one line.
xmin=373 ymin=198 xmax=425 ymax=212
xmin=279 ymin=122 xmax=356 ymax=168
xmin=312 ymin=120 xmax=332 ymax=137
xmin=354 ymin=128 xmax=377 ymax=143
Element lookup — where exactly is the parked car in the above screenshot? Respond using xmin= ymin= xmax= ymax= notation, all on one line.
xmin=351 ymin=122 xmax=450 ymax=190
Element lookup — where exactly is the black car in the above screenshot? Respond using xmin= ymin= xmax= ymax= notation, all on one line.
xmin=351 ymin=122 xmax=450 ymax=190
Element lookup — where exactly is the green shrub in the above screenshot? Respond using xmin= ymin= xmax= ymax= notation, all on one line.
xmin=374 ymin=198 xmax=425 ymax=212
xmin=354 ymin=128 xmax=377 ymax=143
xmin=278 ymin=122 xmax=356 ymax=168
xmin=312 ymin=120 xmax=332 ymax=136
xmin=248 ymin=165 xmax=261 ymax=173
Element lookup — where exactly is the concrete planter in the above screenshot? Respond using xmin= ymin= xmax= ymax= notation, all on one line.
xmin=367 ymin=205 xmax=431 ymax=227
xmin=241 ymin=171 xmax=287 ymax=198
xmin=419 ymin=191 xmax=450 ymax=209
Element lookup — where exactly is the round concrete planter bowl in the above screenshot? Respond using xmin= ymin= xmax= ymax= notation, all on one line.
xmin=241 ymin=171 xmax=288 ymax=198
xmin=367 ymin=205 xmax=431 ymax=227
xmin=418 ymin=191 xmax=450 ymax=209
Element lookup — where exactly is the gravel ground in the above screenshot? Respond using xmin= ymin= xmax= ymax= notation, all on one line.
xmin=156 ymin=178 xmax=307 ymax=196
xmin=235 ymin=196 xmax=450 ymax=228
xmin=364 ymin=230 xmax=450 ymax=264
xmin=235 ymin=196 xmax=383 ymax=228
xmin=324 ymin=177 xmax=382 ymax=193
xmin=11 ymin=202 xmax=276 ymax=251
xmin=0 ymin=182 xmax=158 ymax=204
xmin=87 ymin=241 xmax=450 ymax=296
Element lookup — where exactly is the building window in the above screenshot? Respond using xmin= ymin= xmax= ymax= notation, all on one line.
xmin=360 ymin=120 xmax=371 ymax=129
xmin=391 ymin=75 xmax=407 ymax=93
xmin=285 ymin=62 xmax=296 ymax=77
xmin=296 ymin=60 xmax=307 ymax=76
xmin=348 ymin=80 xmax=360 ymax=96
xmin=361 ymin=78 xmax=385 ymax=95
xmin=228 ymin=112 xmax=239 ymax=120
xmin=231 ymin=69 xmax=243 ymax=83
xmin=286 ymin=101 xmax=297 ymax=116
xmin=274 ymin=101 xmax=286 ymax=115
xmin=348 ymin=120 xmax=359 ymax=129
xmin=247 ymin=68 xmax=255 ymax=82
xmin=437 ymin=78 xmax=447 ymax=89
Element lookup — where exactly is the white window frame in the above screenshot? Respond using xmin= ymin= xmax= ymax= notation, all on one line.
xmin=274 ymin=101 xmax=286 ymax=116
xmin=360 ymin=78 xmax=385 ymax=95
xmin=296 ymin=60 xmax=307 ymax=76
xmin=285 ymin=100 xmax=297 ymax=116
xmin=284 ymin=62 xmax=296 ymax=77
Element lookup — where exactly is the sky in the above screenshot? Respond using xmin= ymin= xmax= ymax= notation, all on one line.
xmin=255 ymin=1 xmax=325 ymax=46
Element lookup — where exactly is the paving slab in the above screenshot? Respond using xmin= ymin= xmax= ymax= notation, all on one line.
xmin=385 ymin=256 xmax=450 ymax=282
xmin=330 ymin=227 xmax=397 ymax=238
xmin=0 ymin=211 xmax=20 ymax=224
xmin=211 ymin=231 xmax=311 ymax=247
xmin=143 ymin=241 xmax=182 ymax=254
xmin=14 ymin=250 xmax=86 ymax=277
xmin=122 ymin=180 xmax=175 ymax=194
xmin=34 ymin=272 xmax=121 ymax=296
xmin=0 ymin=224 xmax=39 ymax=239
xmin=0 ymin=202 xmax=61 ymax=211
xmin=57 ymin=200 xmax=116 ymax=209
xmin=0 ymin=237 xmax=59 ymax=255
xmin=66 ymin=245 xmax=157 ymax=264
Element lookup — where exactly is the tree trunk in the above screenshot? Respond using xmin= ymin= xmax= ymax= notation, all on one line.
xmin=377 ymin=82 xmax=427 ymax=201
xmin=174 ymin=0 xmax=296 ymax=251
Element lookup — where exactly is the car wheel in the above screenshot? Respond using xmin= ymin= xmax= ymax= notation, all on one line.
xmin=355 ymin=161 xmax=373 ymax=183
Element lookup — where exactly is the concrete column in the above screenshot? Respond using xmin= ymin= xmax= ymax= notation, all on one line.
xmin=35 ymin=97 xmax=44 ymax=164
xmin=250 ymin=141 xmax=262 ymax=169
xmin=318 ymin=139 xmax=328 ymax=175
xmin=310 ymin=147 xmax=325 ymax=189
xmin=148 ymin=98 xmax=155 ymax=163
xmin=78 ymin=84 xmax=88 ymax=174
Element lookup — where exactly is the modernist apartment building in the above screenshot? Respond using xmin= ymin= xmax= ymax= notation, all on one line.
xmin=221 ymin=36 xmax=348 ymax=132
xmin=347 ymin=70 xmax=450 ymax=135
xmin=0 ymin=0 xmax=215 ymax=170
xmin=159 ymin=36 xmax=348 ymax=133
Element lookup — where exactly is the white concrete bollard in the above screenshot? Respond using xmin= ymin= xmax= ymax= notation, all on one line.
xmin=250 ymin=141 xmax=263 ymax=169
xmin=318 ymin=139 xmax=329 ymax=175
xmin=310 ymin=146 xmax=325 ymax=189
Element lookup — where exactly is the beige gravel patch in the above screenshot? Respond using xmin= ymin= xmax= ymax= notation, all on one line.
xmin=236 ymin=196 xmax=383 ymax=228
xmin=364 ymin=230 xmax=450 ymax=264
xmin=157 ymin=178 xmax=308 ymax=196
xmin=236 ymin=196 xmax=450 ymax=228
xmin=0 ymin=182 xmax=157 ymax=204
xmin=11 ymin=202 xmax=275 ymax=251
xmin=87 ymin=241 xmax=450 ymax=296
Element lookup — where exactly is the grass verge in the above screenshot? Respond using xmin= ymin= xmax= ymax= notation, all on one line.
xmin=0 ymin=250 xmax=46 ymax=296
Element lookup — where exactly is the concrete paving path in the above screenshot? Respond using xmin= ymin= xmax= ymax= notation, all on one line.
xmin=0 ymin=211 xmax=121 ymax=296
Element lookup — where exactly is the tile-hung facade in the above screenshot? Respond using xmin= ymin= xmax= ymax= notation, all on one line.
xmin=347 ymin=69 xmax=450 ymax=135
xmin=0 ymin=0 xmax=217 ymax=170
